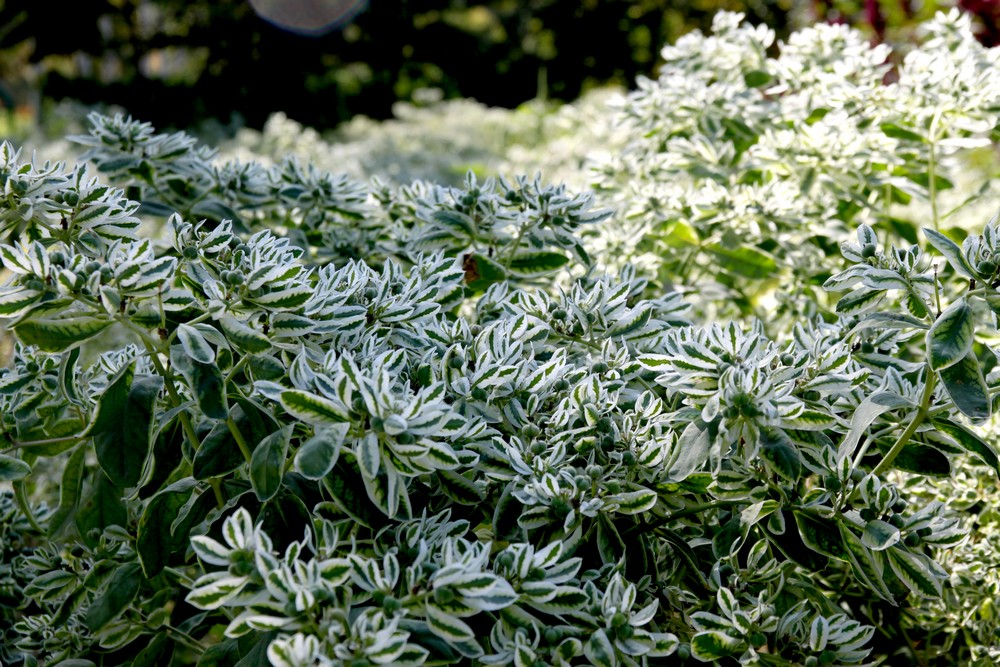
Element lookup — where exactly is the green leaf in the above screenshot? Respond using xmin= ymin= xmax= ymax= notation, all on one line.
xmin=508 ymin=251 xmax=570 ymax=276
xmin=937 ymin=352 xmax=991 ymax=424
xmin=432 ymin=210 xmax=477 ymax=237
xmin=924 ymin=228 xmax=975 ymax=279
xmin=14 ymin=316 xmax=113 ymax=352
xmin=136 ymin=478 xmax=197 ymax=577
xmin=705 ymin=244 xmax=777 ymax=279
xmin=280 ymin=389 xmax=349 ymax=424
xmin=886 ymin=547 xmax=942 ymax=597
xmin=931 ymin=417 xmax=1000 ymax=475
xmin=219 ymin=315 xmax=271 ymax=353
xmin=86 ymin=562 xmax=142 ymax=631
xmin=172 ymin=347 xmax=229 ymax=420
xmin=835 ymin=287 xmax=885 ymax=315
xmin=667 ymin=419 xmax=715 ymax=482
xmin=838 ymin=523 xmax=895 ymax=603
xmin=250 ymin=425 xmax=291 ymax=502
xmin=759 ymin=428 xmax=801 ymax=482
xmin=463 ymin=252 xmax=507 ymax=289
xmin=176 ymin=323 xmax=216 ymax=364
xmin=690 ymin=631 xmax=743 ymax=660
xmin=0 ymin=287 xmax=43 ymax=317
xmin=611 ymin=488 xmax=657 ymax=515
xmin=893 ymin=443 xmax=950 ymax=476
xmin=927 ymin=300 xmax=974 ymax=371
xmin=47 ymin=446 xmax=87 ymax=538
xmin=794 ymin=513 xmax=850 ymax=562
xmin=76 ymin=470 xmax=127 ymax=547
xmin=880 ymin=123 xmax=926 ymax=143
xmin=88 ymin=363 xmax=134 ymax=436
xmin=322 ymin=459 xmax=380 ymax=529
xmin=94 ymin=374 xmax=162 ymax=488
xmin=743 ymin=70 xmax=772 ymax=87
xmin=0 ymin=453 xmax=31 ymax=481
xmin=861 ymin=520 xmax=901 ymax=551
xmin=584 ymin=628 xmax=616 ymax=667
xmin=192 ymin=420 xmax=246 ymax=480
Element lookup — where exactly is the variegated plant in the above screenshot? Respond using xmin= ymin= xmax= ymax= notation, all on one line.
xmin=1 ymin=32 xmax=1000 ymax=666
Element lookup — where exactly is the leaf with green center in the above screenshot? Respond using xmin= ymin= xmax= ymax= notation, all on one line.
xmin=508 ymin=251 xmax=570 ymax=276
xmin=795 ymin=513 xmax=850 ymax=562
xmin=279 ymin=390 xmax=349 ymax=424
xmin=931 ymin=417 xmax=999 ymax=475
xmin=176 ymin=323 xmax=215 ymax=364
xmin=691 ymin=631 xmax=743 ymax=660
xmin=14 ymin=316 xmax=113 ymax=352
xmin=927 ymin=300 xmax=974 ymax=371
xmin=886 ymin=547 xmax=942 ymax=597
xmin=924 ymin=228 xmax=975 ymax=279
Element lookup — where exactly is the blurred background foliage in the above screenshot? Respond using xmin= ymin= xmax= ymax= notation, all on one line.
xmin=2 ymin=0 xmax=1000 ymax=137
xmin=5 ymin=0 xmax=798 ymax=135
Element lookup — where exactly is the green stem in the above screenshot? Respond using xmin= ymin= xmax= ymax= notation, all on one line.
xmin=502 ymin=223 xmax=532 ymax=272
xmin=870 ymin=368 xmax=937 ymax=477
xmin=2 ymin=433 xmax=86 ymax=453
xmin=131 ymin=327 xmax=202 ymax=452
xmin=226 ymin=417 xmax=253 ymax=464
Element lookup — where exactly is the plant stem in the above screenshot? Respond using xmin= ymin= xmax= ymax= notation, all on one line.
xmin=871 ymin=368 xmax=937 ymax=477
xmin=226 ymin=417 xmax=253 ymax=464
xmin=2 ymin=434 xmax=86 ymax=453
xmin=132 ymin=329 xmax=202 ymax=451
xmin=928 ymin=112 xmax=941 ymax=231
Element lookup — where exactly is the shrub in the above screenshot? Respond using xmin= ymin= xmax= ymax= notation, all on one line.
xmin=1 ymin=11 xmax=1000 ymax=667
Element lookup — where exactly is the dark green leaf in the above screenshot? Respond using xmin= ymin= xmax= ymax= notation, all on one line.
xmin=85 ymin=562 xmax=142 ymax=631
xmin=47 ymin=446 xmax=87 ymax=538
xmin=76 ymin=470 xmax=127 ymax=548
xmin=250 ymin=425 xmax=291 ymax=501
xmin=193 ymin=420 xmax=247 ymax=480
xmin=294 ymin=426 xmax=345 ymax=480
xmin=892 ymin=444 xmax=950 ymax=476
xmin=94 ymin=374 xmax=162 ymax=488
xmin=938 ymin=352 xmax=991 ymax=424
xmin=759 ymin=427 xmax=801 ymax=482
xmin=136 ymin=478 xmax=197 ymax=577
xmin=508 ymin=251 xmax=570 ymax=275
xmin=172 ymin=346 xmax=228 ymax=420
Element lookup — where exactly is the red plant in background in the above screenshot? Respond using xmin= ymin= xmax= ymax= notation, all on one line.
xmin=959 ymin=0 xmax=1000 ymax=45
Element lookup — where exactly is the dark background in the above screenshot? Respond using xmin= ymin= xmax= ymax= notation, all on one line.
xmin=1 ymin=0 xmax=994 ymax=133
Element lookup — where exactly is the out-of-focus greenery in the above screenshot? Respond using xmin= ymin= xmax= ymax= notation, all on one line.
xmin=0 ymin=0 xmax=796 ymax=131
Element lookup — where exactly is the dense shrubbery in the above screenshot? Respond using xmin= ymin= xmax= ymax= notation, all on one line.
xmin=2 ymin=11 xmax=1000 ymax=667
